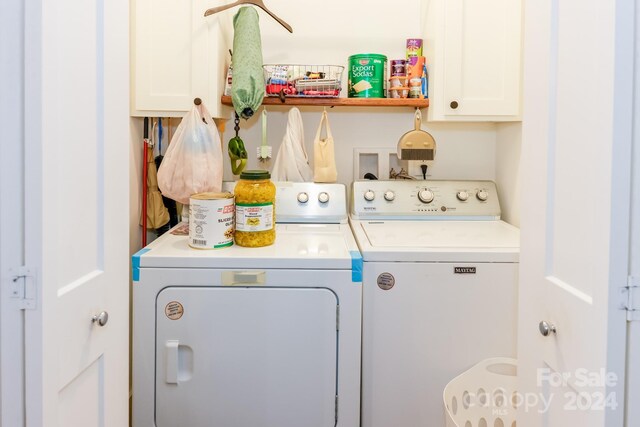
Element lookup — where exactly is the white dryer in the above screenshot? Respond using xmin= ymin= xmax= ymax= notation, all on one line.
xmin=350 ymin=180 xmax=520 ymax=427
xmin=133 ymin=183 xmax=362 ymax=427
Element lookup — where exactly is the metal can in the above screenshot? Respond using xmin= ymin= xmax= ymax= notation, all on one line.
xmin=189 ymin=192 xmax=235 ymax=249
xmin=348 ymin=54 xmax=387 ymax=98
xmin=234 ymin=170 xmax=276 ymax=247
xmin=406 ymin=38 xmax=423 ymax=59
xmin=409 ymin=78 xmax=422 ymax=98
xmin=390 ymin=59 xmax=407 ymax=76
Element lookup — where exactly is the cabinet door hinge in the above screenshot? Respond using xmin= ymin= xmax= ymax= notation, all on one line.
xmin=621 ymin=276 xmax=639 ymax=321
xmin=9 ymin=266 xmax=36 ymax=310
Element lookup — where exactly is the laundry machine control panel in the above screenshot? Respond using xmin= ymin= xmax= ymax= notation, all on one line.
xmin=223 ymin=181 xmax=348 ymax=224
xmin=351 ymin=180 xmax=501 ymax=220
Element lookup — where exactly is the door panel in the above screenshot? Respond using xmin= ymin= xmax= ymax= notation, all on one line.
xmin=519 ymin=0 xmax=632 ymax=425
xmin=155 ymin=287 xmax=338 ymax=427
xmin=361 ymin=261 xmax=518 ymax=427
xmin=443 ymin=0 xmax=521 ymax=116
xmin=24 ymin=0 xmax=130 ymax=424
xmin=58 ymin=358 xmax=105 ymax=427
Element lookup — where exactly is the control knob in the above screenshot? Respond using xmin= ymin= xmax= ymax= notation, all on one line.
xmin=318 ymin=192 xmax=330 ymax=204
xmin=456 ymin=191 xmax=469 ymax=201
xmin=383 ymin=191 xmax=395 ymax=201
xmin=297 ymin=192 xmax=309 ymax=204
xmin=364 ymin=190 xmax=376 ymax=202
xmin=418 ymin=189 xmax=435 ymax=204
xmin=476 ymin=190 xmax=489 ymax=201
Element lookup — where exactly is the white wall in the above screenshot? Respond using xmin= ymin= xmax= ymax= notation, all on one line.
xmin=219 ymin=0 xmax=498 ymax=193
xmin=130 ymin=119 xmax=143 ymax=256
xmin=495 ymin=122 xmax=522 ymax=226
xmin=256 ymin=0 xmax=423 ymax=69
xmin=220 ymin=107 xmax=497 ymax=185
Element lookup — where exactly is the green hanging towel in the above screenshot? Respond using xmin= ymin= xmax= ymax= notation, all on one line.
xmin=231 ymin=7 xmax=265 ymax=119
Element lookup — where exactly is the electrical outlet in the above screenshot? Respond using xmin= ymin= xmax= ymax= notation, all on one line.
xmin=408 ymin=160 xmax=430 ymax=179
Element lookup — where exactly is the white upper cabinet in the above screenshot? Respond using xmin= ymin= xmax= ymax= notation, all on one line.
xmin=423 ymin=0 xmax=522 ymax=121
xmin=131 ymin=0 xmax=233 ymax=117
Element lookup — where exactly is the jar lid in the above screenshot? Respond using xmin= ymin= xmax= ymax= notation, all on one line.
xmin=349 ymin=54 xmax=387 ymax=60
xmin=240 ymin=169 xmax=271 ymax=180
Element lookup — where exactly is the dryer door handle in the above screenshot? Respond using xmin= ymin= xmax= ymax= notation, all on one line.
xmin=165 ymin=340 xmax=179 ymax=384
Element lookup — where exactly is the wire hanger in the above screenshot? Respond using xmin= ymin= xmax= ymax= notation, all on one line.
xmin=204 ymin=0 xmax=293 ymax=33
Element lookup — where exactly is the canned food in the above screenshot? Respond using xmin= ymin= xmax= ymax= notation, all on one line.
xmin=409 ymin=78 xmax=422 ymax=98
xmin=406 ymin=38 xmax=423 ymax=58
xmin=390 ymin=59 xmax=407 ymax=76
xmin=189 ymin=192 xmax=235 ymax=249
xmin=348 ymin=54 xmax=387 ymax=98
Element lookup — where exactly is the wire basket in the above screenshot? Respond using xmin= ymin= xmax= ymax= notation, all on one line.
xmin=263 ymin=64 xmax=344 ymax=98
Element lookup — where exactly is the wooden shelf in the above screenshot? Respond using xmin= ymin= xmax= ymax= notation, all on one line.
xmin=220 ymin=95 xmax=428 ymax=108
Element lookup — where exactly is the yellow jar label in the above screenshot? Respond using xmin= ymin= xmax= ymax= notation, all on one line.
xmin=236 ymin=203 xmax=274 ymax=232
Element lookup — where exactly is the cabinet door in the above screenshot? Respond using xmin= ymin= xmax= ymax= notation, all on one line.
xmin=131 ymin=0 xmax=231 ymax=117
xmin=442 ymin=0 xmax=521 ymax=118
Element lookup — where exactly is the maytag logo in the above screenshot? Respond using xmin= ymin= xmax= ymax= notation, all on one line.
xmin=454 ymin=267 xmax=476 ymax=274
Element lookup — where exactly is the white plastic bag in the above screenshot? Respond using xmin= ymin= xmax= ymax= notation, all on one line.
xmin=157 ymin=102 xmax=223 ymax=204
xmin=271 ymin=108 xmax=313 ymax=182
xmin=313 ymin=110 xmax=338 ymax=183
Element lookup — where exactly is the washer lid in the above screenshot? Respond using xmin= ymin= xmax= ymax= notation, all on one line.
xmin=137 ymin=224 xmax=360 ymax=270
xmin=352 ymin=220 xmax=520 ymax=262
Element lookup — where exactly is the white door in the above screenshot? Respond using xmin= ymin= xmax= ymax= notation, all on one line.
xmin=519 ymin=0 xmax=634 ymax=425
xmin=22 ymin=0 xmax=130 ymax=425
xmin=627 ymin=3 xmax=640 ymax=421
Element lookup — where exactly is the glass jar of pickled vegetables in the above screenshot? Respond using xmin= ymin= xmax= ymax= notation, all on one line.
xmin=234 ymin=170 xmax=276 ymax=247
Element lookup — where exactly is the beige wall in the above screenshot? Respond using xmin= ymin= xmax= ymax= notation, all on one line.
xmin=495 ymin=122 xmax=522 ymax=227
xmin=219 ymin=108 xmax=498 ymax=185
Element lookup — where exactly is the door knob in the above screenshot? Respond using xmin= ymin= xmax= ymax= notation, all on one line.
xmin=450 ymin=101 xmax=459 ymax=109
xmin=538 ymin=320 xmax=556 ymax=336
xmin=92 ymin=311 xmax=109 ymax=327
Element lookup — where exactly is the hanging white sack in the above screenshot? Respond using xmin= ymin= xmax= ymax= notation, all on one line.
xmin=271 ymin=107 xmax=313 ymax=182
xmin=313 ymin=110 xmax=338 ymax=183
xmin=157 ymin=101 xmax=223 ymax=204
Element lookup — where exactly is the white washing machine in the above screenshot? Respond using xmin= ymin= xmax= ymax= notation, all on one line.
xmin=350 ymin=180 xmax=520 ymax=427
xmin=133 ymin=183 xmax=362 ymax=427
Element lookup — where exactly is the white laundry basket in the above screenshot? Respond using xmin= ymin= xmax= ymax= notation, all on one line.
xmin=443 ymin=358 xmax=518 ymax=427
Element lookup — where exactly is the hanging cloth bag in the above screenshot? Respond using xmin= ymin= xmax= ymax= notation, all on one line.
xmin=313 ymin=110 xmax=338 ymax=183
xmin=231 ymin=6 xmax=265 ymax=119
xmin=271 ymin=108 xmax=313 ymax=182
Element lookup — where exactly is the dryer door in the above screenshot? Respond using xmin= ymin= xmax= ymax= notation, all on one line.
xmin=155 ymin=287 xmax=338 ymax=427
